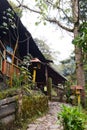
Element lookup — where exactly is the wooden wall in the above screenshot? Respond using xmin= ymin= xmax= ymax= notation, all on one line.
xmin=0 ymin=96 xmax=17 ymax=125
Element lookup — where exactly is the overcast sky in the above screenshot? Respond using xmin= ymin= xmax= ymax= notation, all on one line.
xmin=11 ymin=0 xmax=74 ymax=63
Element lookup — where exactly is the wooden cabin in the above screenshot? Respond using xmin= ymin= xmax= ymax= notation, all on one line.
xmin=0 ymin=0 xmax=67 ymax=89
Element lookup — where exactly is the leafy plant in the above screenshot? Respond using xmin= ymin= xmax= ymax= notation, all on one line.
xmin=64 ymin=81 xmax=72 ymax=103
xmin=58 ymin=105 xmax=86 ymax=130
xmin=8 ymin=0 xmax=22 ymax=18
xmin=7 ymin=54 xmax=33 ymax=90
xmin=19 ymin=54 xmax=33 ymax=88
xmin=0 ymin=7 xmax=16 ymax=35
xmin=73 ymin=22 xmax=87 ymax=52
xmin=12 ymin=73 xmax=22 ymax=87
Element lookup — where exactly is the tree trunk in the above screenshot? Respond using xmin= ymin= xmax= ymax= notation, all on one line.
xmin=72 ymin=0 xmax=85 ymax=104
xmin=10 ymin=38 xmax=19 ymax=87
xmin=75 ymin=46 xmax=85 ymax=88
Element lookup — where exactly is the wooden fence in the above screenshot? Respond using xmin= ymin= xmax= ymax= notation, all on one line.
xmin=0 ymin=96 xmax=17 ymax=125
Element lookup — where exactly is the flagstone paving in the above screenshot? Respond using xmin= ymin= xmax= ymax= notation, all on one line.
xmin=27 ymin=102 xmax=64 ymax=130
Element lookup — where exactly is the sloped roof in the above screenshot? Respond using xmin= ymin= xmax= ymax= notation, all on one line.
xmin=47 ymin=64 xmax=67 ymax=85
xmin=0 ymin=0 xmax=67 ymax=84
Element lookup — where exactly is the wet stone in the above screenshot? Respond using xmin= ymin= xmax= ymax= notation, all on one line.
xmin=27 ymin=102 xmax=68 ymax=130
xmin=49 ymin=125 xmax=60 ymax=129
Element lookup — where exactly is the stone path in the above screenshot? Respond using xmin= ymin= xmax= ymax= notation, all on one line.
xmin=27 ymin=102 xmax=64 ymax=130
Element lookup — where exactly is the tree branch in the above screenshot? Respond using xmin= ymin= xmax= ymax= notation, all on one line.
xmin=46 ymin=18 xmax=74 ymax=32
xmin=16 ymin=0 xmax=41 ymax=14
xmin=15 ymin=0 xmax=74 ymax=32
xmin=19 ymin=4 xmax=41 ymax=14
xmin=46 ymin=0 xmax=73 ymax=23
xmin=57 ymin=7 xmax=73 ymax=23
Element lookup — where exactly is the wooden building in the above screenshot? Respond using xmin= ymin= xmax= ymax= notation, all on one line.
xmin=0 ymin=0 xmax=67 ymax=89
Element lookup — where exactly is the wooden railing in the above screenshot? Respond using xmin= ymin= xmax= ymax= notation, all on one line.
xmin=0 ymin=40 xmax=5 ymax=71
xmin=5 ymin=61 xmax=20 ymax=77
xmin=0 ymin=40 xmax=22 ymax=77
xmin=0 ymin=54 xmax=2 ymax=71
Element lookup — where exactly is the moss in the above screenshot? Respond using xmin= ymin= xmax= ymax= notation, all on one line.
xmin=0 ymin=88 xmax=21 ymax=99
xmin=0 ymin=88 xmax=48 ymax=130
xmin=21 ymin=95 xmax=48 ymax=119
xmin=13 ymin=94 xmax=48 ymax=130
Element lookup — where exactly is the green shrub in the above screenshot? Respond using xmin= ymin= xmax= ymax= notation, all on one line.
xmin=58 ymin=105 xmax=86 ymax=130
xmin=0 ymin=88 xmax=20 ymax=99
xmin=21 ymin=95 xmax=48 ymax=119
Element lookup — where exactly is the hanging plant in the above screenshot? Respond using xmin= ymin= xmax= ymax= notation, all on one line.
xmin=0 ymin=7 xmax=16 ymax=35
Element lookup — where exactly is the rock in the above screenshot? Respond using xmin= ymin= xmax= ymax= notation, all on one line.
xmin=27 ymin=102 xmax=67 ymax=130
xmin=49 ymin=125 xmax=60 ymax=129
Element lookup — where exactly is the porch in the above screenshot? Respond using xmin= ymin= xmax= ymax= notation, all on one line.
xmin=0 ymin=40 xmax=22 ymax=78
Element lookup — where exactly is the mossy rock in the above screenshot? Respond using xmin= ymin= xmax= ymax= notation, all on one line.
xmin=0 ymin=88 xmax=21 ymax=99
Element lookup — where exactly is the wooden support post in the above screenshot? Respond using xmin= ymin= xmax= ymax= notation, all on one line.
xmin=18 ymin=90 xmax=22 ymax=117
xmin=10 ymin=38 xmax=19 ymax=87
xmin=45 ymin=65 xmax=48 ymax=84
xmin=2 ymin=60 xmax=6 ymax=74
xmin=0 ymin=55 xmax=2 ymax=71
xmin=78 ymin=94 xmax=81 ymax=111
xmin=33 ymin=67 xmax=37 ymax=82
xmin=78 ymin=94 xmax=80 ymax=105
xmin=2 ymin=50 xmax=6 ymax=74
xmin=10 ymin=58 xmax=14 ymax=87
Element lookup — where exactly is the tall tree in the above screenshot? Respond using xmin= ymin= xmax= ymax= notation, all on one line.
xmin=61 ymin=56 xmax=75 ymax=76
xmin=14 ymin=0 xmax=86 ymax=100
xmin=35 ymin=38 xmax=59 ymax=62
xmin=35 ymin=38 xmax=53 ymax=60
xmin=72 ymin=0 xmax=85 ymax=90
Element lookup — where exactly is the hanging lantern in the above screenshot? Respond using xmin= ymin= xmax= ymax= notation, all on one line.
xmin=30 ymin=58 xmax=41 ymax=82
xmin=37 ymin=62 xmax=41 ymax=69
xmin=71 ymin=85 xmax=83 ymax=95
xmin=71 ymin=85 xmax=83 ymax=107
xmin=31 ymin=58 xmax=41 ymax=69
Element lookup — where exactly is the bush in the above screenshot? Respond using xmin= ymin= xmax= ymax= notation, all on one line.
xmin=21 ymin=95 xmax=48 ymax=119
xmin=58 ymin=105 xmax=86 ymax=130
xmin=0 ymin=88 xmax=20 ymax=99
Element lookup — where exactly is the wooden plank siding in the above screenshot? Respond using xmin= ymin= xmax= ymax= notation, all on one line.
xmin=0 ymin=40 xmax=22 ymax=78
xmin=0 ymin=54 xmax=2 ymax=71
xmin=5 ymin=61 xmax=20 ymax=77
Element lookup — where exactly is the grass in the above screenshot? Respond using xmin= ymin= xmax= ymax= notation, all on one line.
xmin=11 ymin=108 xmax=49 ymax=130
